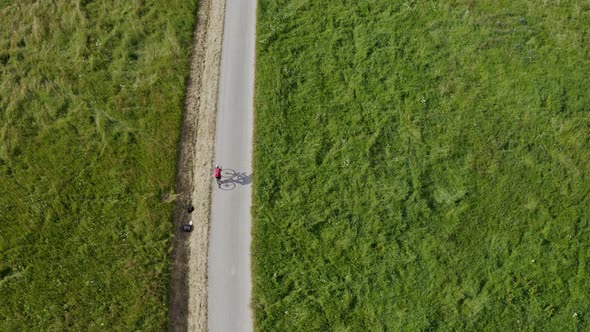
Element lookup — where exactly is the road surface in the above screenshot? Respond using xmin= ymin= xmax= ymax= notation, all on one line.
xmin=208 ymin=0 xmax=256 ymax=331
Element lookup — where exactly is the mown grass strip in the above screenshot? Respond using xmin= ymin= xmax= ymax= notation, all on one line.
xmin=252 ymin=0 xmax=590 ymax=330
xmin=0 ymin=0 xmax=196 ymax=329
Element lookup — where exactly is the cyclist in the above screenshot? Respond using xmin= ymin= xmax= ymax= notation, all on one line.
xmin=214 ymin=164 xmax=222 ymax=187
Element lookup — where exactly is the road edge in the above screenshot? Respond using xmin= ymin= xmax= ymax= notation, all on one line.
xmin=168 ymin=0 xmax=226 ymax=330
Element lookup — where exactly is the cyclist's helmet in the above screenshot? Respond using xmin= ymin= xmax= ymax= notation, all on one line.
xmin=215 ymin=164 xmax=219 ymax=168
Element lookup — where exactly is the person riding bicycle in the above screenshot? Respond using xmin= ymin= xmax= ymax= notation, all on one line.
xmin=214 ymin=164 xmax=222 ymax=186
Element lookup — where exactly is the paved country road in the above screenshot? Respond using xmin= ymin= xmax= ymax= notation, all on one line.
xmin=208 ymin=0 xmax=257 ymax=331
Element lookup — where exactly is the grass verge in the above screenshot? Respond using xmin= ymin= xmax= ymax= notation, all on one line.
xmin=252 ymin=0 xmax=590 ymax=330
xmin=0 ymin=0 xmax=196 ymax=329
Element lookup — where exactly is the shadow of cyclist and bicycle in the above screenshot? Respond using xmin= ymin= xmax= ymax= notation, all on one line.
xmin=218 ymin=169 xmax=252 ymax=191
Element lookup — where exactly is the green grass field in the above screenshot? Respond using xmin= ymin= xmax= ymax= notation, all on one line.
xmin=252 ymin=0 xmax=590 ymax=330
xmin=0 ymin=0 xmax=195 ymax=329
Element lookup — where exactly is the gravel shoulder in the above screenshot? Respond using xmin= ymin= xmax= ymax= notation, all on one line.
xmin=168 ymin=0 xmax=226 ymax=330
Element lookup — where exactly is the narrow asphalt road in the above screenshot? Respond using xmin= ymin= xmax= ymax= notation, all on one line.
xmin=208 ymin=0 xmax=256 ymax=331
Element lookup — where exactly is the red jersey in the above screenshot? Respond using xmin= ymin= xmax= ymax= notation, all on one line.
xmin=214 ymin=167 xmax=222 ymax=178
